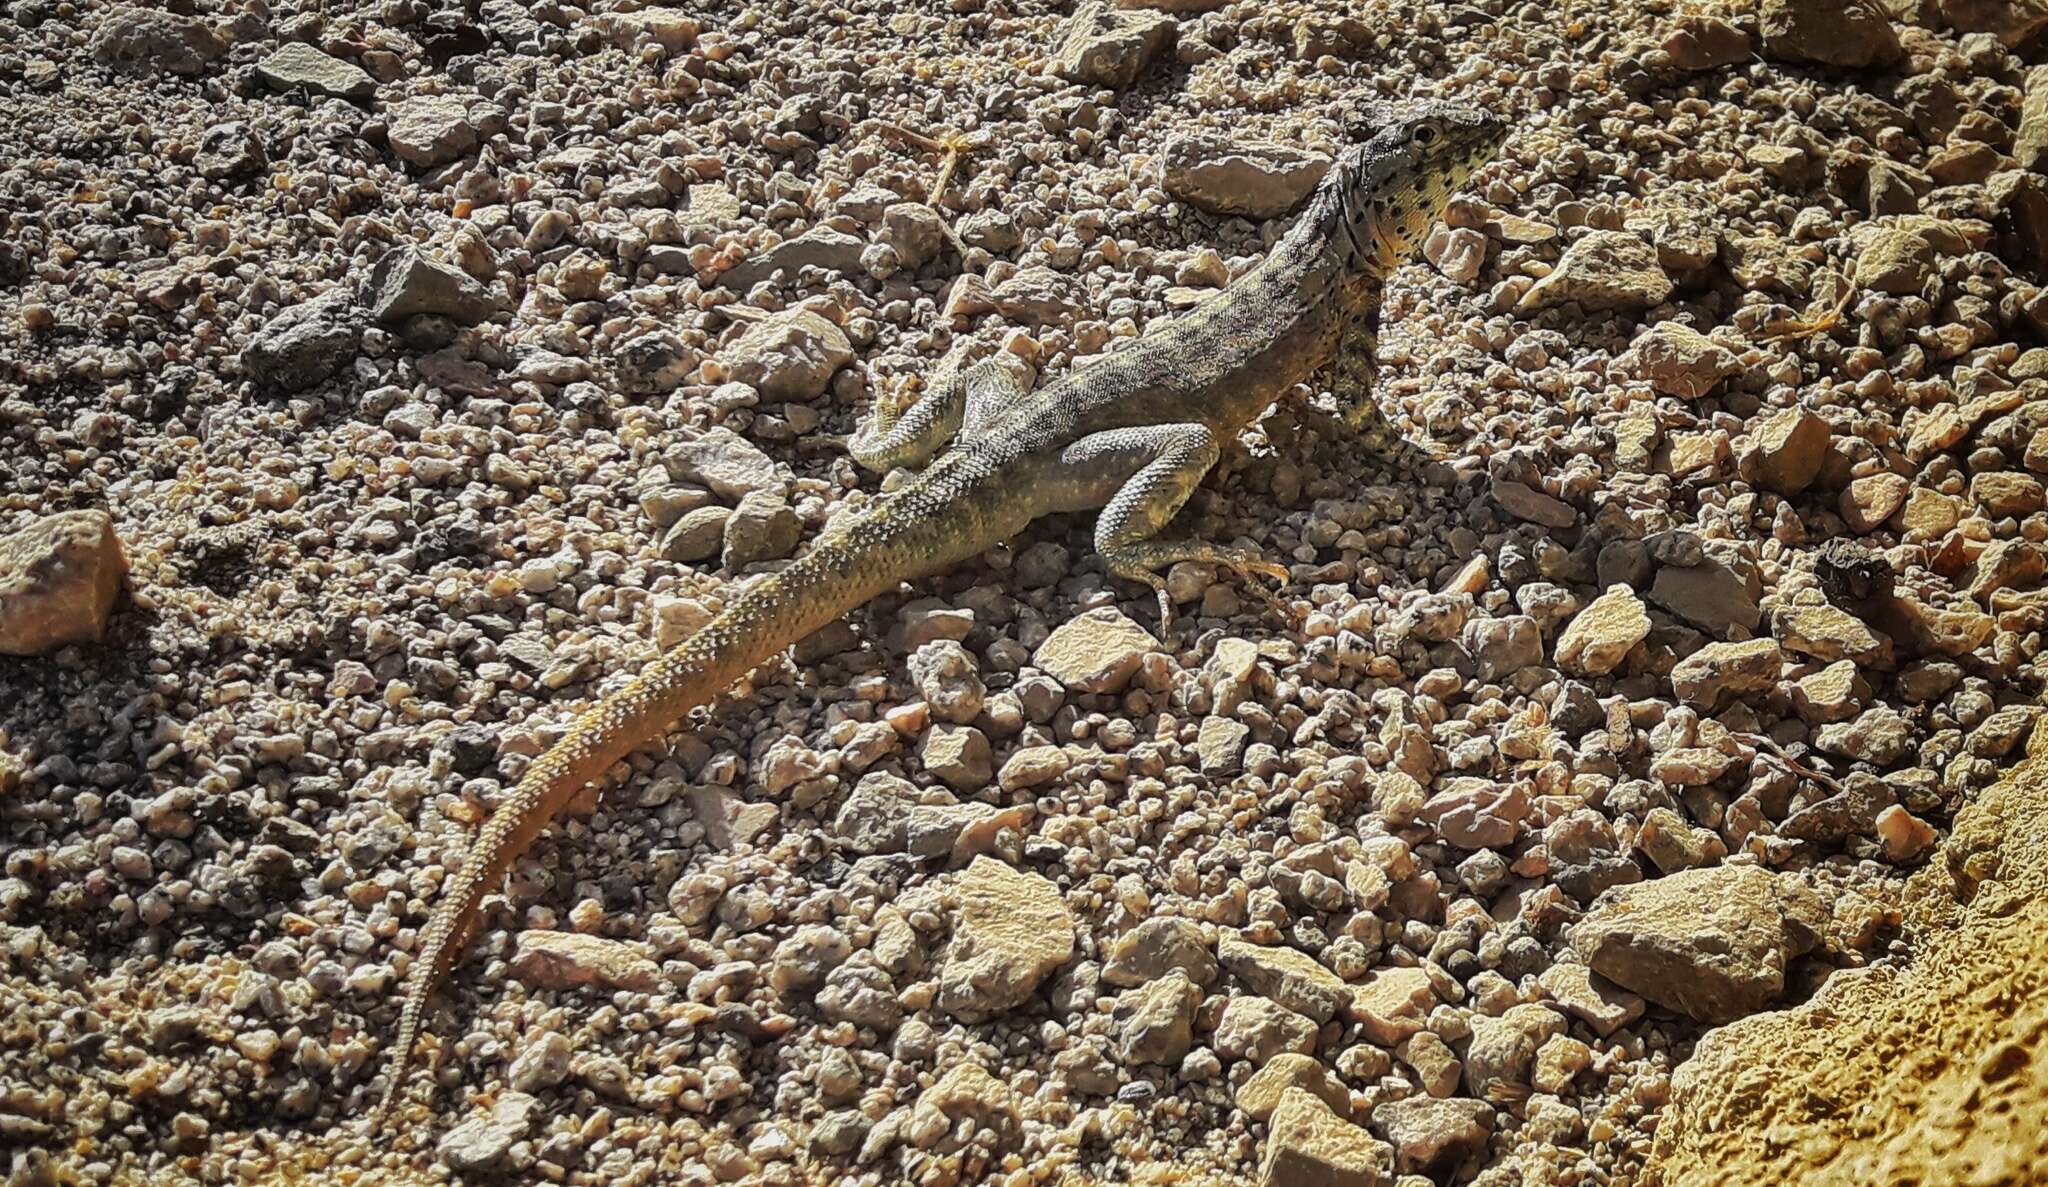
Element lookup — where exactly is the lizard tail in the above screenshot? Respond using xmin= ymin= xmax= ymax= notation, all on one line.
xmin=373 ymin=535 xmax=900 ymax=1131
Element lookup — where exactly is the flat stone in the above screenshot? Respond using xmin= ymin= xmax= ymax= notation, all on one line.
xmin=1114 ymin=969 xmax=1201 ymax=1065
xmin=1555 ymin=585 xmax=1650 ymax=677
xmin=1490 ymin=478 xmax=1577 ymax=528
xmin=1346 ymin=967 xmax=1436 ymax=1046
xmin=921 ymin=723 xmax=993 ymax=790
xmin=1161 ymin=135 xmax=1333 ymax=219
xmin=1238 ymin=1053 xmax=1351 ymax=1121
xmin=0 ymin=511 xmax=127 ymax=655
xmin=438 ymin=1092 xmax=537 ymax=1173
xmin=1259 ymin=1089 xmax=1393 ymax=1187
xmin=1218 ymin=937 xmax=1351 ymax=1024
xmin=936 ymin=856 xmax=1076 ymax=1021
xmin=1650 ymin=556 xmax=1763 ymax=636
xmin=1774 ymin=604 xmax=1892 ymax=668
xmin=256 ymin=42 xmax=375 ymax=101
xmin=1034 ymin=607 xmax=1158 ymax=694
xmin=1195 ymin=715 xmax=1251 ymax=774
xmin=663 ymin=428 xmax=783 ymax=499
xmin=830 ymin=772 xmax=1031 ymax=863
xmin=1570 ymin=864 xmax=1825 ymax=1024
xmin=1670 ymin=639 xmax=1783 ymax=710
xmin=1518 ymin=230 xmax=1672 ymax=313
xmin=510 ymin=931 xmax=662 ymax=993
xmin=1536 ymin=962 xmax=1646 ymax=1037
xmin=723 ymin=228 xmax=866 ymax=289
xmin=659 ymin=506 xmax=730 ymax=564
xmin=1793 ymin=660 xmax=1871 ymax=724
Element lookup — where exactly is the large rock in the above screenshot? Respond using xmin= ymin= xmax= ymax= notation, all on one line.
xmin=509 ymin=931 xmax=662 ymax=993
xmin=829 ymin=771 xmax=1031 ymax=862
xmin=255 ymin=42 xmax=376 ymax=101
xmin=936 ymin=856 xmax=1076 ymax=1021
xmin=722 ymin=228 xmax=866 ymax=289
xmin=662 ymin=428 xmax=783 ymax=499
xmin=1373 ymin=1096 xmax=1494 ymax=1179
xmin=1632 ymin=322 xmax=1741 ymax=399
xmin=1259 ymin=1089 xmax=1393 ymax=1187
xmin=0 ymin=511 xmax=127 ymax=655
xmin=365 ymin=247 xmax=496 ymax=326
xmin=239 ymin=292 xmax=362 ymax=392
xmin=437 ymin=1092 xmax=537 ymax=1173
xmin=722 ymin=309 xmax=853 ymax=402
xmin=90 ymin=7 xmax=226 ymax=75
xmin=1518 ymin=230 xmax=1672 ymax=313
xmin=1053 ymin=1 xmax=1176 ymax=88
xmin=1104 ymin=916 xmax=1219 ymax=987
xmin=387 ymin=95 xmax=478 ymax=168
xmin=1743 ymin=408 xmax=1832 ymax=497
xmin=1113 ymin=969 xmax=1201 ymax=1065
xmin=1758 ymin=0 xmax=1902 ymax=67
xmin=1218 ymin=937 xmax=1351 ymax=1024
xmin=1034 ymin=608 xmax=1158 ymax=694
xmin=1555 ymin=585 xmax=1650 ymax=677
xmin=1570 ymin=864 xmax=1826 ymax=1024
xmin=1161 ymin=135 xmax=1333 ymax=219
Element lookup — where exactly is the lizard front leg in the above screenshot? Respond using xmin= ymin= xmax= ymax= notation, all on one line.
xmin=959 ymin=356 xmax=1031 ymax=438
xmin=1061 ymin=424 xmax=1290 ymax=636
xmin=1327 ymin=310 xmax=1459 ymax=486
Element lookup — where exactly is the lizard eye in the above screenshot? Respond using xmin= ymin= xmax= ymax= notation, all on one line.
xmin=1411 ymin=124 xmax=1439 ymax=146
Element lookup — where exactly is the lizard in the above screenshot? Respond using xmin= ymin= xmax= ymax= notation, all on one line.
xmin=371 ymin=101 xmax=1511 ymax=1130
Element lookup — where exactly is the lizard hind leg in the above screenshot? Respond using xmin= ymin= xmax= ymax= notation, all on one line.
xmin=1064 ymin=424 xmax=1293 ymax=639
xmin=849 ymin=345 xmax=974 ymax=473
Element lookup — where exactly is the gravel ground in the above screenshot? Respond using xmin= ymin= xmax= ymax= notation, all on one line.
xmin=4 ymin=0 xmax=2048 ymax=1184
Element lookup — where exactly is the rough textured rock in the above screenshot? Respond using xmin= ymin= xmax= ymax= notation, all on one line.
xmin=1632 ymin=321 xmax=1741 ymax=398
xmin=89 ymin=7 xmax=226 ymax=75
xmin=722 ymin=309 xmax=853 ymax=402
xmin=936 ymin=857 xmax=1076 ymax=1021
xmin=1237 ymin=1053 xmax=1351 ymax=1121
xmin=1103 ymin=917 xmax=1219 ymax=988
xmin=1032 ymin=607 xmax=1158 ymax=693
xmin=1113 ymin=969 xmax=1201 ymax=1064
xmin=1570 ymin=864 xmax=1825 ymax=1024
xmin=1161 ymin=135 xmax=1333 ymax=218
xmin=509 ymin=932 xmax=662 ymax=993
xmin=1259 ymin=1088 xmax=1392 ymax=1187
xmin=1758 ymin=0 xmax=1903 ymax=67
xmin=0 ymin=511 xmax=127 ymax=655
xmin=239 ymin=292 xmax=362 ymax=392
xmin=436 ymin=1092 xmax=537 ymax=1173
xmin=365 ymin=247 xmax=495 ymax=326
xmin=255 ymin=43 xmax=376 ymax=101
xmin=387 ymin=95 xmax=478 ymax=168
xmin=1518 ymin=230 xmax=1673 ymax=312
xmin=663 ymin=428 xmax=784 ymax=499
xmin=1374 ymin=1095 xmax=1494 ymax=1179
xmin=1218 ymin=937 xmax=1351 ymax=1024
xmin=830 ymin=772 xmax=1030 ymax=862
xmin=1053 ymin=1 xmax=1176 ymax=88
xmin=1670 ymin=639 xmax=1783 ymax=710
xmin=1555 ymin=585 xmax=1650 ymax=677
xmin=1657 ymin=756 xmax=2048 ymax=1187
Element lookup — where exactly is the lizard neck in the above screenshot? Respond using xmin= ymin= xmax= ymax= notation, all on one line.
xmin=1258 ymin=171 xmax=1393 ymax=321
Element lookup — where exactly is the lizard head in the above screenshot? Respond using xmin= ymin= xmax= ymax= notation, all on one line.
xmin=1335 ymin=103 xmax=1510 ymax=275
